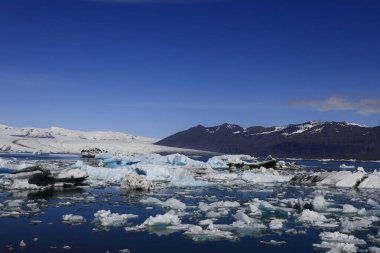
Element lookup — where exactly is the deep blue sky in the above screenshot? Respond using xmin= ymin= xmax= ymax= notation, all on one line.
xmin=0 ymin=0 xmax=379 ymax=138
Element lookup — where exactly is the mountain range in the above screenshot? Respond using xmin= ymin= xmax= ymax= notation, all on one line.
xmin=156 ymin=121 xmax=380 ymax=160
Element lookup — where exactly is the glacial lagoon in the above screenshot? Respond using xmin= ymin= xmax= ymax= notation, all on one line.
xmin=0 ymin=153 xmax=379 ymax=253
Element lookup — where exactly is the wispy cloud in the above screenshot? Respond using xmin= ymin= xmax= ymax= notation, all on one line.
xmin=289 ymin=95 xmax=380 ymax=115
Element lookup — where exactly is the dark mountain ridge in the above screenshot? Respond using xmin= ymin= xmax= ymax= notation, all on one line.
xmin=156 ymin=121 xmax=380 ymax=160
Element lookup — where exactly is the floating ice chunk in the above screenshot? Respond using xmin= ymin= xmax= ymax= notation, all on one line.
xmin=250 ymin=198 xmax=277 ymax=212
xmin=358 ymin=175 xmax=380 ymax=189
xmin=139 ymin=164 xmax=209 ymax=187
xmin=233 ymin=211 xmax=254 ymax=224
xmin=339 ymin=164 xmax=356 ymax=169
xmin=140 ymin=197 xmax=162 ymax=205
xmin=19 ymin=240 xmax=26 ymax=248
xmin=260 ymin=240 xmax=286 ymax=245
xmin=367 ymin=199 xmax=380 ymax=209
xmin=357 ymin=167 xmax=365 ymax=173
xmin=335 ymin=172 xmax=366 ymax=188
xmin=340 ymin=217 xmax=374 ymax=233
xmin=199 ymin=219 xmax=214 ymax=226
xmin=313 ymin=242 xmax=357 ymax=253
xmin=318 ymin=171 xmax=353 ymax=185
xmin=206 ymin=209 xmax=228 ymax=218
xmin=299 ymin=209 xmax=327 ymax=222
xmin=312 ymin=194 xmax=328 ymax=211
xmin=198 ymin=201 xmax=240 ymax=212
xmin=298 ymin=210 xmax=337 ymax=228
xmin=140 ymin=197 xmax=163 ymax=206
xmin=53 ymin=168 xmax=88 ymax=179
xmin=162 ymin=198 xmax=186 ymax=210
xmin=62 ymin=214 xmax=85 ymax=225
xmin=166 ymin=153 xmax=206 ymax=168
xmin=206 ymin=157 xmax=229 ymax=169
xmin=319 ymin=231 xmax=366 ymax=245
xmin=140 ymin=197 xmax=186 ymax=210
xmin=248 ymin=204 xmax=262 ymax=216
xmin=120 ymin=173 xmax=152 ymax=191
xmin=227 ymin=210 xmax=266 ymax=231
xmin=269 ymin=219 xmax=286 ymax=230
xmin=241 ymin=170 xmax=292 ymax=184
xmin=79 ymin=163 xmax=134 ymax=185
xmin=184 ymin=223 xmax=236 ymax=242
xmin=369 ymin=247 xmax=380 ymax=253
xmin=118 ymin=249 xmax=130 ymax=253
xmin=141 ymin=212 xmax=181 ymax=227
xmin=93 ymin=210 xmax=138 ymax=227
xmin=166 ymin=154 xmax=188 ymax=166
xmin=342 ymin=204 xmax=358 ymax=214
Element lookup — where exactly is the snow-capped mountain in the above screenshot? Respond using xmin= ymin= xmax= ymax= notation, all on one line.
xmin=0 ymin=124 xmax=197 ymax=154
xmin=156 ymin=121 xmax=380 ymax=160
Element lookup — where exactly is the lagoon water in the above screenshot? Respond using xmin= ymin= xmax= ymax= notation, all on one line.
xmin=0 ymin=154 xmax=379 ymax=253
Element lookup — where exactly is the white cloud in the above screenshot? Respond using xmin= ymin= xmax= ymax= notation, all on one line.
xmin=289 ymin=95 xmax=380 ymax=115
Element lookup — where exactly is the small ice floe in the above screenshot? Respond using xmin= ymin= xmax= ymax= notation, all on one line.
xmin=198 ymin=201 xmax=240 ymax=213
xmin=260 ymin=240 xmax=286 ymax=245
xmin=313 ymin=231 xmax=366 ymax=252
xmin=162 ymin=198 xmax=186 ymax=210
xmin=312 ymin=193 xmax=328 ymax=211
xmin=62 ymin=214 xmax=86 ymax=225
xmin=340 ymin=216 xmax=378 ymax=233
xmin=184 ymin=223 xmax=236 ymax=242
xmin=240 ymin=169 xmax=293 ymax=184
xmin=367 ymin=199 xmax=380 ymax=209
xmin=339 ymin=164 xmax=356 ymax=169
xmin=0 ymin=166 xmax=88 ymax=189
xmin=247 ymin=204 xmax=262 ymax=216
xmin=140 ymin=212 xmax=181 ymax=227
xmin=19 ymin=240 xmax=26 ymax=248
xmin=335 ymin=171 xmax=367 ymax=188
xmin=62 ymin=245 xmax=71 ymax=250
xmin=81 ymin=148 xmax=108 ymax=158
xmin=166 ymin=153 xmax=206 ymax=167
xmin=285 ymin=228 xmax=306 ymax=235
xmin=118 ymin=249 xmax=130 ymax=253
xmin=358 ymin=174 xmax=380 ymax=189
xmin=140 ymin=197 xmax=186 ymax=210
xmin=269 ymin=219 xmax=286 ymax=230
xmin=120 ymin=173 xmax=152 ymax=191
xmin=93 ymin=210 xmax=138 ymax=228
xmin=369 ymin=247 xmax=380 ymax=253
xmin=29 ymin=220 xmax=43 ymax=225
xmin=342 ymin=204 xmax=358 ymax=214
xmin=319 ymin=231 xmax=366 ymax=245
xmin=33 ymin=238 xmax=38 ymax=242
xmin=298 ymin=210 xmax=338 ymax=228
xmin=291 ymin=169 xmax=380 ymax=188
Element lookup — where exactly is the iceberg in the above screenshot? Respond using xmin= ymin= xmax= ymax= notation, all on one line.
xmin=93 ymin=210 xmax=138 ymax=227
xmin=339 ymin=164 xmax=356 ymax=169
xmin=184 ymin=223 xmax=236 ymax=242
xmin=241 ymin=169 xmax=292 ymax=184
xmin=120 ymin=173 xmax=152 ymax=191
xmin=62 ymin=214 xmax=86 ymax=225
xmin=141 ymin=212 xmax=181 ymax=227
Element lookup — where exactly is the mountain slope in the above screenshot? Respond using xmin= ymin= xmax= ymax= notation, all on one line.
xmin=0 ymin=124 xmax=200 ymax=154
xmin=156 ymin=121 xmax=380 ymax=160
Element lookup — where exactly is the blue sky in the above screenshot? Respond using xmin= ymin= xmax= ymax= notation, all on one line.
xmin=0 ymin=0 xmax=379 ymax=138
